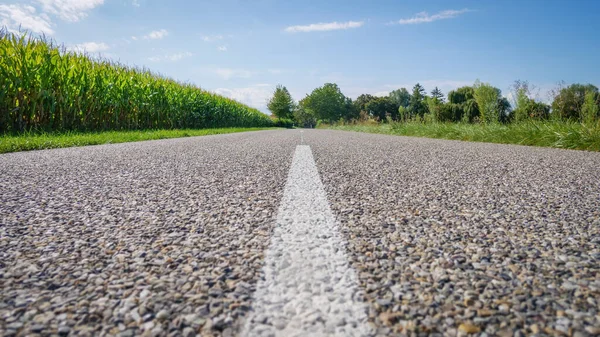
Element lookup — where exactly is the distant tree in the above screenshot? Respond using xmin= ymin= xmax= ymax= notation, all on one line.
xmin=408 ymin=83 xmax=428 ymax=119
xmin=462 ymin=99 xmax=480 ymax=123
xmin=497 ymin=96 xmax=512 ymax=124
xmin=431 ymin=87 xmax=445 ymax=102
xmin=293 ymin=102 xmax=317 ymax=128
xmin=511 ymin=80 xmax=549 ymax=122
xmin=473 ymin=80 xmax=502 ymax=123
xmin=551 ymin=83 xmax=599 ymax=121
xmin=365 ymin=96 xmax=399 ymax=122
xmin=389 ymin=88 xmax=411 ymax=108
xmin=343 ymin=96 xmax=358 ymax=121
xmin=448 ymin=86 xmax=475 ymax=104
xmin=427 ymin=96 xmax=443 ymax=122
xmin=267 ymin=85 xmax=295 ymax=119
xmin=302 ymin=83 xmax=349 ymax=123
xmin=353 ymin=94 xmax=377 ymax=118
xmin=447 ymin=86 xmax=479 ymax=122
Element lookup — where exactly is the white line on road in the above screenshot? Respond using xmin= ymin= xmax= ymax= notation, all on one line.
xmin=241 ymin=145 xmax=373 ymax=337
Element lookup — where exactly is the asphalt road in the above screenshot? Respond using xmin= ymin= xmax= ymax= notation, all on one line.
xmin=1 ymin=129 xmax=599 ymax=337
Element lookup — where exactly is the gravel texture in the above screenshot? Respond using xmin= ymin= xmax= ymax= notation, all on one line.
xmin=241 ymin=145 xmax=372 ymax=337
xmin=0 ymin=131 xmax=296 ymax=337
xmin=307 ymin=130 xmax=600 ymax=336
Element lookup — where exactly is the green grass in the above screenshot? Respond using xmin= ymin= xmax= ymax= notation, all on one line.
xmin=0 ymin=128 xmax=274 ymax=154
xmin=323 ymin=121 xmax=600 ymax=151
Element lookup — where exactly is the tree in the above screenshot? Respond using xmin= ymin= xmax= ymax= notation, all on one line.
xmin=431 ymin=87 xmax=445 ymax=102
xmin=448 ymin=86 xmax=475 ymax=105
xmin=448 ymin=86 xmax=479 ymax=123
xmin=511 ymin=80 xmax=549 ymax=122
xmin=389 ymin=88 xmax=411 ymax=108
xmin=365 ymin=97 xmax=399 ymax=122
xmin=267 ymin=85 xmax=295 ymax=119
xmin=551 ymin=83 xmax=599 ymax=121
xmin=408 ymin=83 xmax=428 ymax=119
xmin=302 ymin=83 xmax=349 ymax=123
xmin=293 ymin=102 xmax=317 ymax=128
xmin=473 ymin=80 xmax=502 ymax=123
xmin=353 ymin=94 xmax=377 ymax=119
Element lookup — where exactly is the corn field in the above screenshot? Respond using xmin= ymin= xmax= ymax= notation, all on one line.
xmin=0 ymin=31 xmax=273 ymax=134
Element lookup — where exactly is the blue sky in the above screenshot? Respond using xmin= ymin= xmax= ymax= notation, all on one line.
xmin=1 ymin=0 xmax=599 ymax=112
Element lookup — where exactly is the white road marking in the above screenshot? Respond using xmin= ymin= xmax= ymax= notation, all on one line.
xmin=241 ymin=145 xmax=373 ymax=337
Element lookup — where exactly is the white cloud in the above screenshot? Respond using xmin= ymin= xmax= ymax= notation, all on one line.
xmin=217 ymin=46 xmax=227 ymax=52
xmin=393 ymin=9 xmax=471 ymax=25
xmin=148 ymin=51 xmax=192 ymax=62
xmin=285 ymin=21 xmax=364 ymax=33
xmin=35 ymin=0 xmax=104 ymax=22
xmin=0 ymin=4 xmax=54 ymax=35
xmin=144 ymin=29 xmax=168 ymax=40
xmin=132 ymin=0 xmax=140 ymax=7
xmin=201 ymin=34 xmax=223 ymax=42
xmin=68 ymin=41 xmax=109 ymax=53
xmin=213 ymin=68 xmax=255 ymax=80
xmin=213 ymin=84 xmax=273 ymax=112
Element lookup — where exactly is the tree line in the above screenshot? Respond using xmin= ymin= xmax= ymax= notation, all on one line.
xmin=267 ymin=81 xmax=600 ymax=128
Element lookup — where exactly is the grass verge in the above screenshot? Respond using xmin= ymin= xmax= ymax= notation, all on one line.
xmin=0 ymin=128 xmax=274 ymax=154
xmin=323 ymin=121 xmax=600 ymax=152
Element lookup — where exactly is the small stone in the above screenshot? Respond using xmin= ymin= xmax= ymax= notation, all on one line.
xmin=182 ymin=327 xmax=195 ymax=337
xmin=6 ymin=322 xmax=23 ymax=330
xmin=274 ymin=318 xmax=287 ymax=330
xmin=156 ymin=310 xmax=169 ymax=320
xmin=31 ymin=324 xmax=45 ymax=333
xmin=119 ymin=329 xmax=135 ymax=337
xmin=477 ymin=309 xmax=494 ymax=317
xmin=458 ymin=323 xmax=481 ymax=334
xmin=530 ymin=324 xmax=540 ymax=334
xmin=585 ymin=327 xmax=600 ymax=334
xmin=380 ymin=312 xmax=403 ymax=326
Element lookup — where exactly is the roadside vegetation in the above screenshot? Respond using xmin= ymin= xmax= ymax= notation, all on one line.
xmin=268 ymin=80 xmax=600 ymax=151
xmin=0 ymin=31 xmax=274 ymax=144
xmin=0 ymin=128 xmax=271 ymax=154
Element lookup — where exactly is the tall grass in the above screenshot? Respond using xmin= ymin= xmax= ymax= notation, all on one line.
xmin=0 ymin=30 xmax=272 ymax=134
xmin=323 ymin=121 xmax=600 ymax=151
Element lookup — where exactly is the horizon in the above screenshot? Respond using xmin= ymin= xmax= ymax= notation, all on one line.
xmin=1 ymin=0 xmax=599 ymax=113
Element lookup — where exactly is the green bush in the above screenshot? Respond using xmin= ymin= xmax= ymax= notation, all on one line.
xmin=274 ymin=118 xmax=295 ymax=128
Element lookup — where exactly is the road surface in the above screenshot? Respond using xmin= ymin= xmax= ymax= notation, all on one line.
xmin=1 ymin=129 xmax=599 ymax=336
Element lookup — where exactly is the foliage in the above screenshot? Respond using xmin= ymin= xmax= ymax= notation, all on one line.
xmin=273 ymin=118 xmax=295 ymax=128
xmin=365 ymin=96 xmax=399 ymax=122
xmin=354 ymin=94 xmax=376 ymax=117
xmin=326 ymin=121 xmax=600 ymax=152
xmin=551 ymin=83 xmax=599 ymax=121
xmin=431 ymin=87 xmax=445 ymax=102
xmin=301 ymin=83 xmax=351 ymax=123
xmin=0 ymin=127 xmax=271 ymax=154
xmin=408 ymin=83 xmax=429 ymax=119
xmin=293 ymin=105 xmax=317 ymax=128
xmin=582 ymin=90 xmax=600 ymax=126
xmin=0 ymin=32 xmax=272 ymax=134
xmin=473 ymin=80 xmax=502 ymax=123
xmin=448 ymin=86 xmax=475 ymax=104
xmin=389 ymin=88 xmax=411 ymax=108
xmin=267 ymin=85 xmax=295 ymax=120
